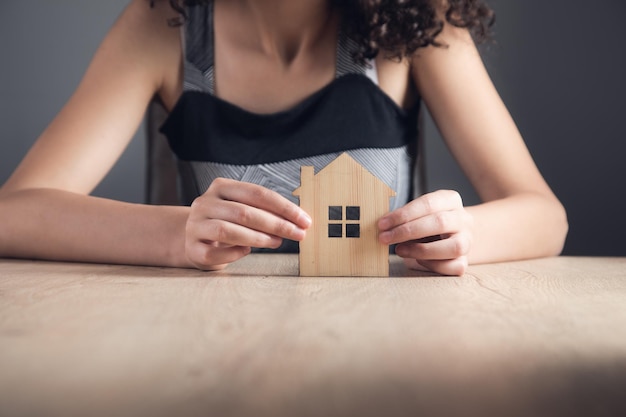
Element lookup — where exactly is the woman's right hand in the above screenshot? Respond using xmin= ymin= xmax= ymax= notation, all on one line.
xmin=185 ymin=178 xmax=312 ymax=270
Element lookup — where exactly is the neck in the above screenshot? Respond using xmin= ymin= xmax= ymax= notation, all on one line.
xmin=231 ymin=0 xmax=335 ymax=65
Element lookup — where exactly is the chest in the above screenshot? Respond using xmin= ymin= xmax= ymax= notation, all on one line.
xmin=159 ymin=7 xmax=417 ymax=115
xmin=212 ymin=55 xmax=416 ymax=116
xmin=213 ymin=41 xmax=337 ymax=114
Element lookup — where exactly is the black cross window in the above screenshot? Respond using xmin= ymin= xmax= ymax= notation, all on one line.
xmin=328 ymin=205 xmax=360 ymax=238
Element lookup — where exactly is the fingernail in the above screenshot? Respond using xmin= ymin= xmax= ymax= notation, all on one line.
xmin=378 ymin=217 xmax=391 ymax=230
xmin=293 ymin=227 xmax=306 ymax=241
xmin=270 ymin=237 xmax=283 ymax=248
xmin=300 ymin=211 xmax=312 ymax=228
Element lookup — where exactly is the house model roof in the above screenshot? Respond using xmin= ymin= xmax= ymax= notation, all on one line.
xmin=293 ymin=152 xmax=396 ymax=197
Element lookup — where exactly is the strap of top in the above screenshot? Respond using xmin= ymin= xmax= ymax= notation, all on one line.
xmin=183 ymin=2 xmax=216 ymax=94
xmin=335 ymin=30 xmax=366 ymax=78
xmin=182 ymin=2 xmax=375 ymax=95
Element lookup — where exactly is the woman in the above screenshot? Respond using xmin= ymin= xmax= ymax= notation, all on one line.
xmin=0 ymin=0 xmax=568 ymax=275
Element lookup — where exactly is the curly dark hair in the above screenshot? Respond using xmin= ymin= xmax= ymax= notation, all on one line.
xmin=153 ymin=0 xmax=494 ymax=63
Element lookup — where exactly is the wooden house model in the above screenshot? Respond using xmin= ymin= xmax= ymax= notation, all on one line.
xmin=293 ymin=153 xmax=396 ymax=276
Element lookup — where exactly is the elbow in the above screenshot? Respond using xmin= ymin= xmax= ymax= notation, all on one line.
xmin=547 ymin=197 xmax=569 ymax=257
xmin=0 ymin=188 xmax=25 ymax=257
xmin=0 ymin=194 xmax=8 ymax=257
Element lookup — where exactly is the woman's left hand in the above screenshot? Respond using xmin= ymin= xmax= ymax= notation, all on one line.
xmin=378 ymin=190 xmax=474 ymax=276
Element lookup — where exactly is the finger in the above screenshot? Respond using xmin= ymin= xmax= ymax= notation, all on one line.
xmin=192 ymin=219 xmax=284 ymax=249
xmin=403 ymin=258 xmax=430 ymax=272
xmin=202 ymin=199 xmax=307 ymax=241
xmin=404 ymin=256 xmax=468 ymax=276
xmin=379 ymin=209 xmax=464 ymax=245
xmin=395 ymin=232 xmax=471 ymax=261
xmin=379 ymin=190 xmax=462 ymax=231
xmin=186 ymin=242 xmax=251 ymax=270
xmin=210 ymin=178 xmax=312 ymax=229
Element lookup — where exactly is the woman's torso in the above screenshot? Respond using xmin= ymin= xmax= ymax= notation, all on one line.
xmin=156 ymin=1 xmax=421 ymax=252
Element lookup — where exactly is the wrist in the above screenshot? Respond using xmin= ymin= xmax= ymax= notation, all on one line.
xmin=163 ymin=205 xmax=194 ymax=268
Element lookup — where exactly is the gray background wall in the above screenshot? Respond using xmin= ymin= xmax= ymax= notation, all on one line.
xmin=0 ymin=1 xmax=144 ymax=204
xmin=1 ymin=1 xmax=625 ymax=256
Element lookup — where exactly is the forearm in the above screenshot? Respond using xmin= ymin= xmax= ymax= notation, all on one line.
xmin=0 ymin=188 xmax=191 ymax=267
xmin=467 ymin=192 xmax=568 ymax=264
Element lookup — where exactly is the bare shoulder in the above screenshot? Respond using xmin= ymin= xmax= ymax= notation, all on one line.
xmin=409 ymin=23 xmax=480 ymax=94
xmin=107 ymin=0 xmax=182 ymax=100
xmin=376 ymin=19 xmax=477 ymax=111
xmin=115 ymin=0 xmax=181 ymax=48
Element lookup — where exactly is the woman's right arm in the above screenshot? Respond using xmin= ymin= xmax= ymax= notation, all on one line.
xmin=0 ymin=0 xmax=194 ymax=266
xmin=0 ymin=0 xmax=309 ymax=269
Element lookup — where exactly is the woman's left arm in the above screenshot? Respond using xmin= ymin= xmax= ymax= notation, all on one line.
xmin=378 ymin=23 xmax=568 ymax=275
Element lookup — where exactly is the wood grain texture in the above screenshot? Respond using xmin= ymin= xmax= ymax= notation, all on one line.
xmin=1 ymin=255 xmax=625 ymax=417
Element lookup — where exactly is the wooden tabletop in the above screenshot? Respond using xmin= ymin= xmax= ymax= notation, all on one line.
xmin=1 ymin=255 xmax=625 ymax=417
